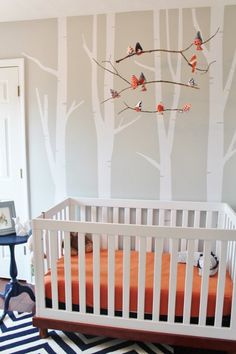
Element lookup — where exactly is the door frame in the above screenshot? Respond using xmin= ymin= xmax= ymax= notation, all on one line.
xmin=0 ymin=58 xmax=29 ymax=220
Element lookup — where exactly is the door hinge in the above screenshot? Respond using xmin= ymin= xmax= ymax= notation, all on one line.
xmin=17 ymin=85 xmax=20 ymax=97
xmin=20 ymin=168 xmax=23 ymax=179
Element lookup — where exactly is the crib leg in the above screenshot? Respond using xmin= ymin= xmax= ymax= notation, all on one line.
xmin=39 ymin=328 xmax=48 ymax=338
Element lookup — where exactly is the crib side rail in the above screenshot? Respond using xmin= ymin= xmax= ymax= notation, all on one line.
xmin=33 ymin=218 xmax=236 ymax=340
xmin=70 ymin=198 xmax=229 ymax=232
xmin=67 ymin=198 xmax=232 ymax=254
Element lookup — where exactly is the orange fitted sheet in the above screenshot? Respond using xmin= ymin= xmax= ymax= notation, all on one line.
xmin=44 ymin=250 xmax=233 ymax=318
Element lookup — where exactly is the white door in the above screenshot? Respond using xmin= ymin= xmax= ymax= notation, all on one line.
xmin=0 ymin=59 xmax=30 ymax=281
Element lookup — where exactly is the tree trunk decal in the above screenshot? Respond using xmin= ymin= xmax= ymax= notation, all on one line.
xmin=192 ymin=7 xmax=236 ymax=202
xmin=83 ymin=14 xmax=141 ymax=198
xmin=137 ymin=9 xmax=183 ymax=200
xmin=23 ymin=17 xmax=84 ymax=202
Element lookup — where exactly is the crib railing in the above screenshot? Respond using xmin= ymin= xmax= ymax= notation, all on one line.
xmin=37 ymin=197 xmax=236 ymax=277
xmin=33 ymin=198 xmax=236 ymax=341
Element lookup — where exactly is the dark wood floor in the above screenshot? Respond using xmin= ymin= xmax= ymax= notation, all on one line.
xmin=0 ymin=278 xmax=35 ymax=313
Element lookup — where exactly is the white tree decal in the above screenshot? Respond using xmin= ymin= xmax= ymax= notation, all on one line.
xmin=137 ymin=9 xmax=183 ymax=200
xmin=83 ymin=14 xmax=141 ymax=198
xmin=192 ymin=7 xmax=236 ymax=202
xmin=23 ymin=17 xmax=84 ymax=202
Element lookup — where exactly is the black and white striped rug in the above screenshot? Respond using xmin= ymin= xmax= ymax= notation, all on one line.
xmin=0 ymin=312 xmax=174 ymax=353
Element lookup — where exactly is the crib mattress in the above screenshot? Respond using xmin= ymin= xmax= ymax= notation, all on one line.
xmin=44 ymin=250 xmax=233 ymax=318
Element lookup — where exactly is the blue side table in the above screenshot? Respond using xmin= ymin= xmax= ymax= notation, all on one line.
xmin=0 ymin=233 xmax=35 ymax=322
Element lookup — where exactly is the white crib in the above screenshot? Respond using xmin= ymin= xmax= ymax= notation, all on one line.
xmin=32 ymin=197 xmax=236 ymax=351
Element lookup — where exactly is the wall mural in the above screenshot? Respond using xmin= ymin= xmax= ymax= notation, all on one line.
xmin=82 ymin=14 xmax=142 ymax=198
xmin=23 ymin=17 xmax=84 ymax=202
xmin=0 ymin=5 xmax=231 ymax=213
xmin=192 ymin=5 xmax=236 ymax=203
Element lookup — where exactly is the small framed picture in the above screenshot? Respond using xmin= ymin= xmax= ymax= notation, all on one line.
xmin=0 ymin=201 xmax=16 ymax=236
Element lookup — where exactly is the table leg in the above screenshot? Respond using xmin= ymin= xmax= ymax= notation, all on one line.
xmin=0 ymin=244 xmax=35 ymax=323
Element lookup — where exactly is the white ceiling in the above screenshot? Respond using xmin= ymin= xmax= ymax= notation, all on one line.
xmin=0 ymin=0 xmax=235 ymax=23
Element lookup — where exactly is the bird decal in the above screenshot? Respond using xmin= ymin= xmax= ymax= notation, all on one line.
xmin=194 ymin=31 xmax=203 ymax=50
xmin=135 ymin=42 xmax=143 ymax=55
xmin=182 ymin=103 xmax=192 ymax=112
xmin=157 ymin=102 xmax=164 ymax=114
xmin=134 ymin=101 xmax=142 ymax=112
xmin=188 ymin=77 xmax=197 ymax=87
xmin=127 ymin=45 xmax=135 ymax=55
xmin=138 ymin=72 xmax=147 ymax=91
xmin=110 ymin=89 xmax=120 ymax=99
xmin=189 ymin=54 xmax=197 ymax=73
xmin=131 ymin=75 xmax=139 ymax=89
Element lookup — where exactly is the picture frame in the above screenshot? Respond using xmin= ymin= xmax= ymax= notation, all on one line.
xmin=0 ymin=201 xmax=16 ymax=236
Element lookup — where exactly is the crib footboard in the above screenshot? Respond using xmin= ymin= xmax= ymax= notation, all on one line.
xmin=32 ymin=198 xmax=236 ymax=351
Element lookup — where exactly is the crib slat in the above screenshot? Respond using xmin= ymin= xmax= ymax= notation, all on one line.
xmin=45 ymin=231 xmax=50 ymax=270
xmin=123 ymin=236 xmax=130 ymax=318
xmin=206 ymin=211 xmax=213 ymax=228
xmin=101 ymin=207 xmax=108 ymax=248
xmin=194 ymin=210 xmax=200 ymax=251
xmin=113 ymin=207 xmax=119 ymax=249
xmin=135 ymin=209 xmax=142 ymax=251
xmin=229 ymin=246 xmax=236 ymax=329
xmin=34 ymin=229 xmax=45 ymax=310
xmin=79 ymin=233 xmax=86 ymax=313
xmin=64 ymin=231 xmax=72 ymax=312
xmin=152 ymin=238 xmax=164 ymax=321
xmin=108 ymin=236 xmax=115 ymax=317
xmin=231 ymin=242 xmax=236 ymax=281
xmin=199 ymin=240 xmax=212 ymax=325
xmin=181 ymin=210 xmax=188 ymax=251
xmin=136 ymin=208 xmax=142 ymax=224
xmin=170 ymin=209 xmax=177 ymax=227
xmin=80 ymin=205 xmax=86 ymax=221
xmin=69 ymin=202 xmax=76 ymax=221
xmin=227 ymin=241 xmax=233 ymax=279
xmin=91 ymin=206 xmax=97 ymax=222
xmin=183 ymin=210 xmax=188 ymax=227
xmin=49 ymin=230 xmax=59 ymax=309
xmin=93 ymin=234 xmax=100 ymax=315
xmin=159 ymin=209 xmax=165 ymax=226
xmin=146 ymin=209 xmax=153 ymax=252
xmin=124 ymin=207 xmax=130 ymax=224
xmin=137 ymin=237 xmax=146 ymax=320
xmin=168 ymin=238 xmax=178 ymax=322
xmin=215 ymin=240 xmax=227 ymax=327
xmin=183 ymin=239 xmax=195 ymax=324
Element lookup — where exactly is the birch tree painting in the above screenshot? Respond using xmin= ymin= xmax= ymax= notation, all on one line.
xmin=137 ymin=9 xmax=183 ymax=200
xmin=83 ymin=14 xmax=140 ymax=198
xmin=23 ymin=17 xmax=84 ymax=202
xmin=192 ymin=6 xmax=236 ymax=202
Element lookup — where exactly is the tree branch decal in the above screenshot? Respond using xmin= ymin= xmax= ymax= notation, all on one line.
xmin=224 ymin=130 xmax=236 ymax=165
xmin=115 ymin=27 xmax=219 ymax=73
xmin=118 ymin=102 xmax=190 ymax=115
xmin=22 ymin=52 xmax=58 ymax=77
xmin=93 ymin=26 xmax=218 ymax=115
xmin=66 ymin=99 xmax=85 ymax=123
xmin=223 ymin=48 xmax=236 ymax=107
xmin=95 ymin=59 xmax=198 ymax=106
xmin=115 ymin=115 xmax=142 ymax=135
xmin=137 ymin=152 xmax=160 ymax=171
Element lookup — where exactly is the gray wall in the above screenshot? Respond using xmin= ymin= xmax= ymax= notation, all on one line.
xmin=0 ymin=4 xmax=235 ymax=216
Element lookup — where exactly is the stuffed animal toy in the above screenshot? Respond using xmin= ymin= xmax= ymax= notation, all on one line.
xmin=178 ymin=250 xmax=219 ymax=277
xmin=197 ymin=252 xmax=219 ymax=276
xmin=62 ymin=232 xmax=93 ymax=256
xmin=178 ymin=251 xmax=202 ymax=266
xmin=13 ymin=216 xmax=31 ymax=236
